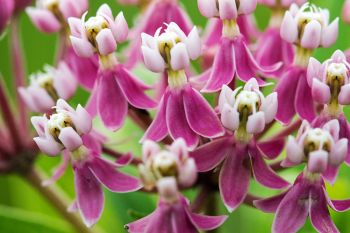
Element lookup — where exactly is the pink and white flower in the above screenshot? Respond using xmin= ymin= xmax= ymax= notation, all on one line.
xmin=141 ymin=22 xmax=224 ymax=147
xmin=18 ymin=62 xmax=77 ymax=113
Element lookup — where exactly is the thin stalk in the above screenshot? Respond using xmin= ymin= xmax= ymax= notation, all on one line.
xmin=24 ymin=167 xmax=103 ymax=233
xmin=0 ymin=79 xmax=21 ymax=151
xmin=191 ymin=186 xmax=209 ymax=212
xmin=10 ymin=17 xmax=28 ymax=136
xmin=267 ymin=119 xmax=302 ymax=141
xmin=102 ymin=146 xmax=142 ymax=165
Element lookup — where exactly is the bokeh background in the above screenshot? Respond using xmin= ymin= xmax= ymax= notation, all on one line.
xmin=1 ymin=0 xmax=350 ymax=232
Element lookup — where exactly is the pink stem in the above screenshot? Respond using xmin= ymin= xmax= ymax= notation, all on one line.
xmin=10 ymin=17 xmax=28 ymax=136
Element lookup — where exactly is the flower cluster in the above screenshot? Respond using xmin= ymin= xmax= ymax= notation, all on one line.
xmin=2 ymin=0 xmax=350 ymax=233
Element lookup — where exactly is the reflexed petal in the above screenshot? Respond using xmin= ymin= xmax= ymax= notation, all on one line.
xmin=254 ymin=191 xmax=288 ymax=213
xmin=250 ymin=148 xmax=290 ymax=189
xmin=183 ymin=85 xmax=224 ymax=138
xmin=295 ymin=72 xmax=316 ymax=122
xmin=219 ymin=147 xmax=250 ymax=212
xmin=187 ymin=211 xmax=227 ymax=231
xmin=272 ymin=183 xmax=310 ymax=233
xmin=275 ymin=67 xmax=302 ymax=124
xmin=257 ymin=138 xmax=285 ymax=160
xmin=125 ymin=211 xmax=156 ymax=233
xmin=310 ymin=188 xmax=339 ymax=233
xmin=116 ymin=66 xmax=157 ymax=109
xmin=95 ymin=29 xmax=116 ymax=55
xmin=97 ymin=71 xmax=128 ymax=131
xmin=322 ymin=165 xmax=339 ymax=185
xmin=142 ymin=91 xmax=169 ymax=142
xmin=190 ymin=137 xmax=232 ymax=172
xmin=166 ymin=90 xmax=198 ymax=148
xmin=74 ymin=165 xmax=104 ymax=227
xmin=89 ymin=157 xmax=141 ymax=192
xmin=202 ymin=38 xmax=235 ymax=92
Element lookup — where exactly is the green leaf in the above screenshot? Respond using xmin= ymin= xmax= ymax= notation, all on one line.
xmin=0 ymin=205 xmax=74 ymax=233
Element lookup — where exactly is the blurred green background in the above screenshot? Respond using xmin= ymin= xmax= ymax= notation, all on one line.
xmin=1 ymin=0 xmax=350 ymax=232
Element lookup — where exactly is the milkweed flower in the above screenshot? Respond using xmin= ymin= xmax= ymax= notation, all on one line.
xmin=126 ymin=139 xmax=227 ymax=232
xmin=126 ymin=177 xmax=227 ymax=233
xmin=254 ymin=0 xmax=306 ymax=77
xmin=275 ymin=3 xmax=339 ymax=124
xmin=139 ymin=139 xmax=197 ymax=190
xmin=196 ymin=0 xmax=280 ymax=92
xmin=69 ymin=4 xmax=157 ymax=130
xmin=18 ymin=62 xmax=77 ymax=113
xmin=255 ymin=120 xmax=350 ymax=233
xmin=26 ymin=0 xmax=98 ymax=91
xmin=141 ymin=22 xmax=224 ymax=147
xmin=31 ymin=99 xmax=141 ymax=227
xmin=307 ymin=50 xmax=350 ymax=165
xmin=191 ymin=79 xmax=289 ymax=212
xmin=125 ymin=0 xmax=192 ymax=69
xmin=343 ymin=0 xmax=350 ymax=25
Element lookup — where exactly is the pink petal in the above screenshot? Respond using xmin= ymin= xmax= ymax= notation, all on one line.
xmin=166 ymin=90 xmax=198 ymax=148
xmin=280 ymin=11 xmax=298 ymax=43
xmin=295 ymin=71 xmax=316 ymax=122
xmin=59 ymin=0 xmax=79 ymax=19
xmin=238 ymin=0 xmax=257 ymax=14
xmin=329 ymin=138 xmax=347 ymax=166
xmin=142 ymin=91 xmax=169 ymax=142
xmin=261 ymin=92 xmax=278 ymax=124
xmin=308 ymin=150 xmax=328 ymax=173
xmin=82 ymin=133 xmax=102 ymax=153
xmin=198 ymin=0 xmax=217 ymax=18
xmin=125 ymin=211 xmax=156 ymax=233
xmin=18 ymin=87 xmax=39 ymax=112
xmin=72 ymin=104 xmax=92 ymax=134
xmin=190 ymin=137 xmax=232 ymax=172
xmin=85 ymin=83 xmax=99 ymax=117
xmin=272 ymin=182 xmax=310 ymax=233
xmin=58 ymin=127 xmax=83 ymax=151
xmin=97 ymin=71 xmax=128 ymax=131
xmin=254 ymin=191 xmax=288 ymax=213
xmin=26 ymin=8 xmax=61 ymax=33
xmin=183 ymin=85 xmax=224 ymax=138
xmin=170 ymin=43 xmax=190 ymax=71
xmin=321 ymin=18 xmax=339 ymax=48
xmin=219 ymin=147 xmax=250 ymax=212
xmin=74 ymin=164 xmax=104 ymax=227
xmin=221 ymin=104 xmax=240 ymax=131
xmin=115 ymin=66 xmax=157 ymax=109
xmin=322 ymin=165 xmax=339 ymax=186
xmin=275 ymin=67 xmax=302 ymax=124
xmin=31 ymin=116 xmax=47 ymax=137
xmin=95 ymin=29 xmax=116 ymax=55
xmin=70 ymin=36 xmax=94 ymax=58
xmin=250 ymin=147 xmax=290 ymax=189
xmin=246 ymin=112 xmax=265 ymax=134
xmin=27 ymin=86 xmax=55 ymax=112
xmin=309 ymin=188 xmax=339 ymax=233
xmin=312 ymin=79 xmax=331 ymax=104
xmin=186 ymin=27 xmax=201 ymax=60
xmin=89 ymin=157 xmax=141 ymax=192
xmin=97 ymin=3 xmax=113 ymax=19
xmin=186 ymin=211 xmax=227 ymax=231
xmin=257 ymin=138 xmax=285 ymax=160
xmin=141 ymin=46 xmax=166 ymax=73
xmin=325 ymin=187 xmax=350 ymax=212
xmin=202 ymin=38 xmax=235 ymax=92
xmin=68 ymin=17 xmax=83 ymax=37
xmin=114 ymin=12 xmax=129 ymax=43
xmin=218 ymin=0 xmax=237 ymax=20
xmin=307 ymin=57 xmax=322 ymax=86
xmin=339 ymin=83 xmax=350 ymax=105
xmin=285 ymin=136 xmax=304 ymax=165
xmin=42 ymin=151 xmax=70 ymax=186
xmin=300 ymin=20 xmax=322 ymax=49
xmin=33 ymin=137 xmax=62 ymax=156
